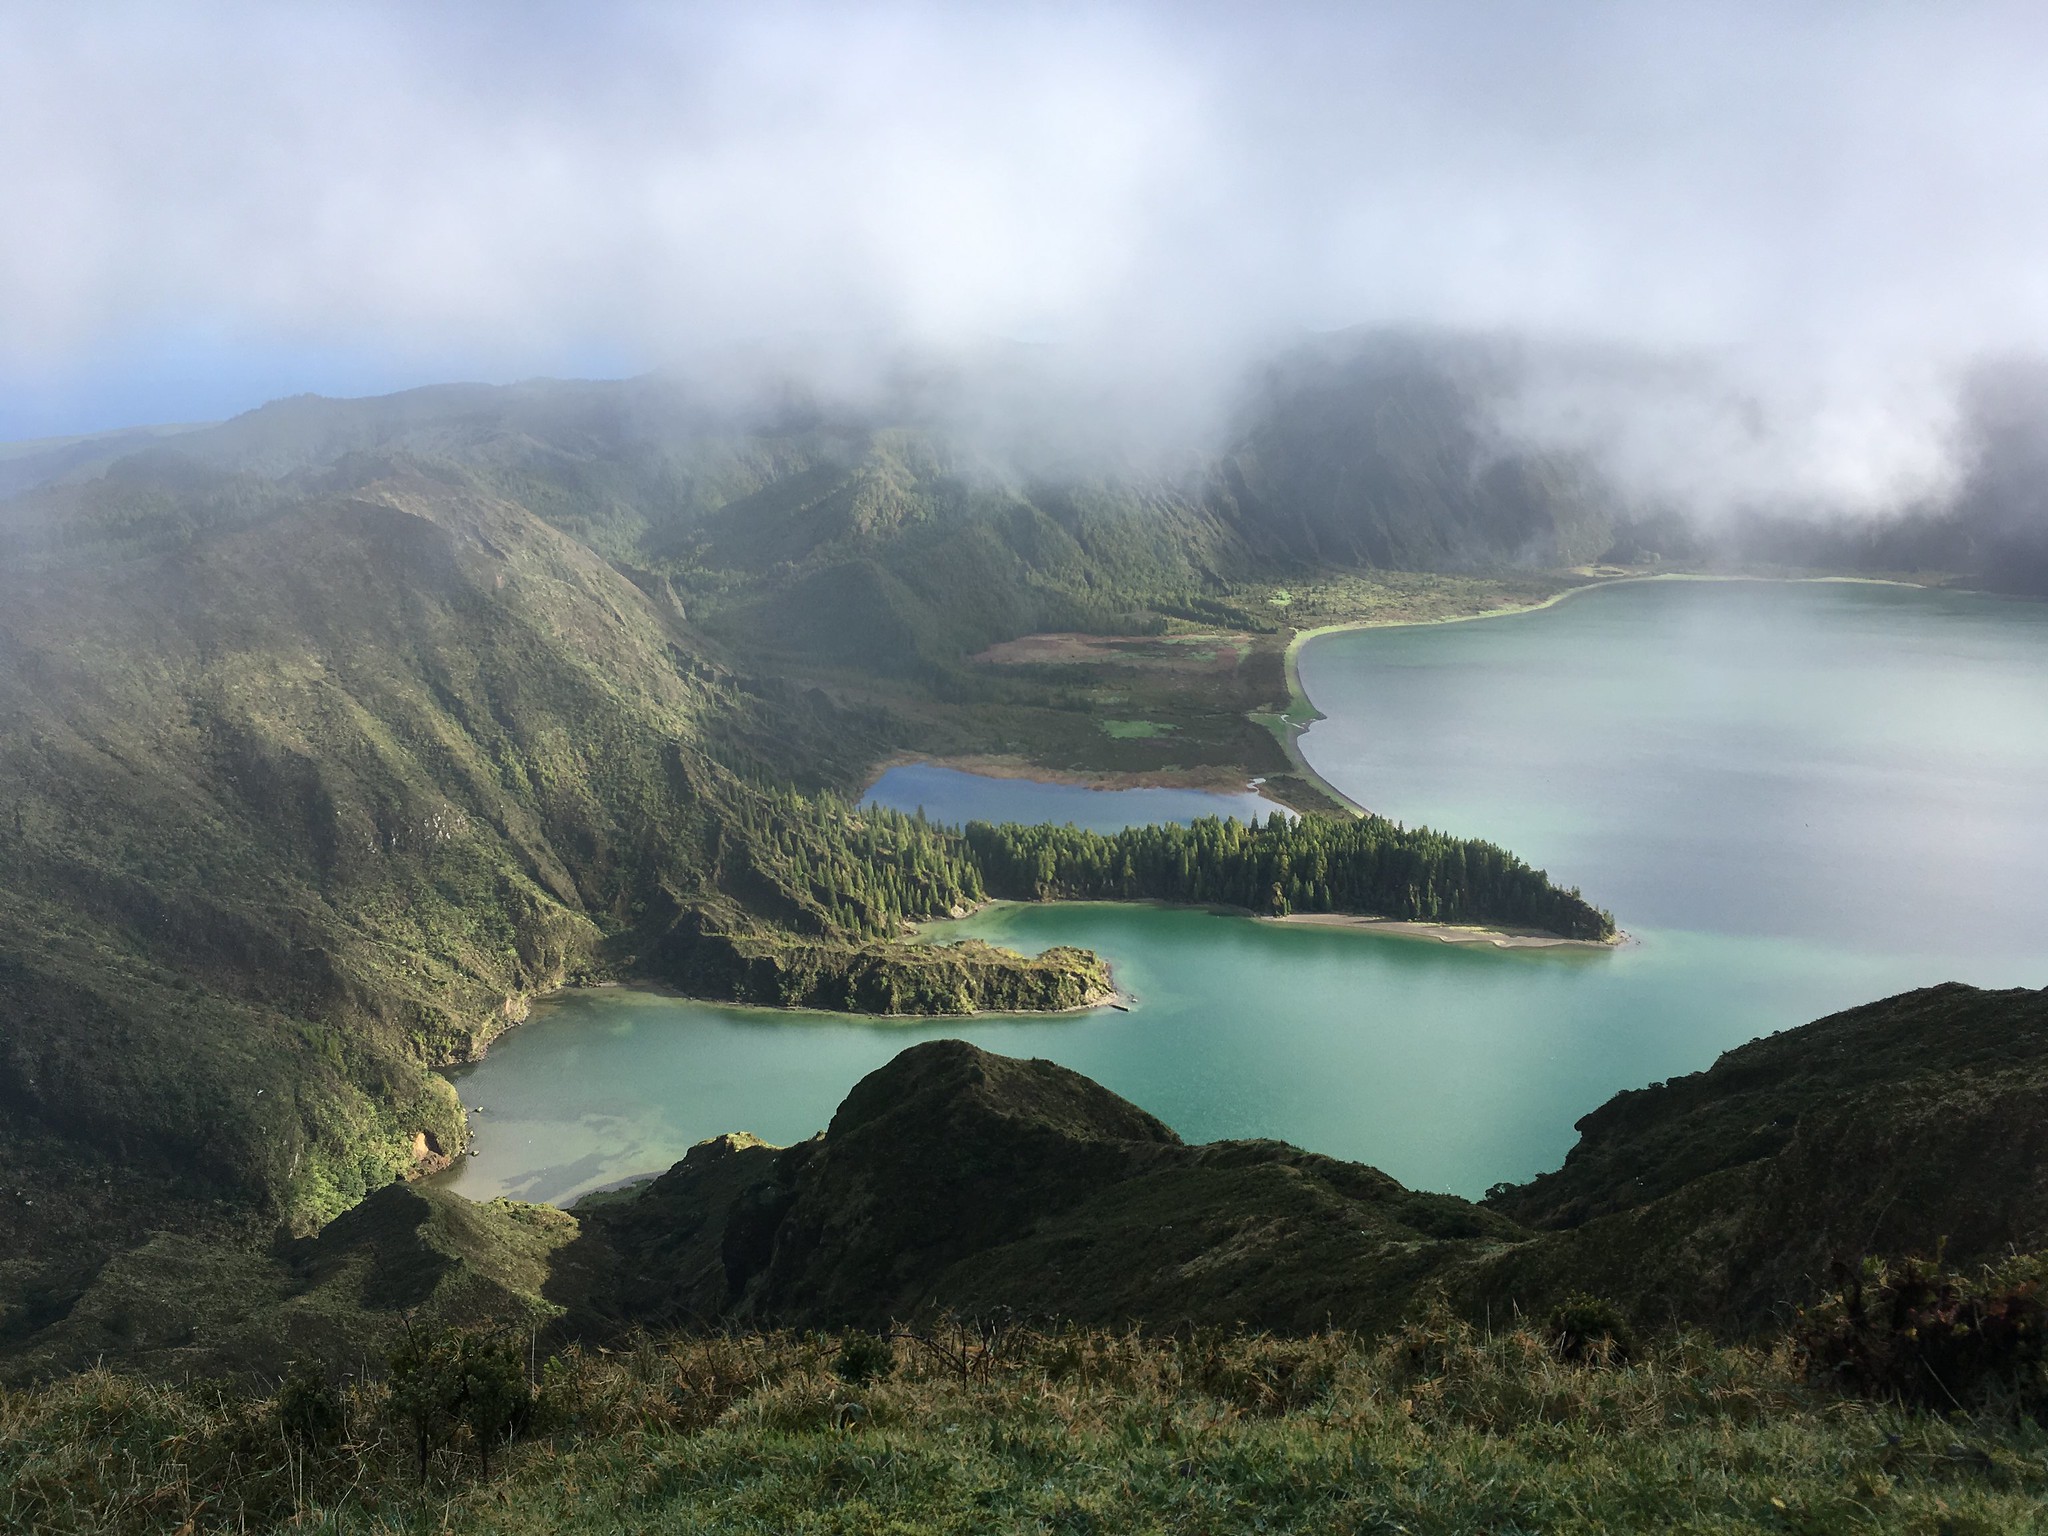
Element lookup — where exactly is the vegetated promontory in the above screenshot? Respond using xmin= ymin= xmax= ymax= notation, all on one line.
xmin=966 ymin=815 xmax=1613 ymax=939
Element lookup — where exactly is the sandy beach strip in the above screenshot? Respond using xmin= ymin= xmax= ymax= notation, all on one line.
xmin=1262 ymin=911 xmax=1623 ymax=950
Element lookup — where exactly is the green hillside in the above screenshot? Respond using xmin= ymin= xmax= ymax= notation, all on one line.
xmin=1476 ymin=981 xmax=2048 ymax=1329
xmin=0 ymin=458 xmax=1106 ymax=1269
xmin=8 ymin=988 xmax=2048 ymax=1533
xmin=10 ymin=330 xmax=2037 ymax=1522
xmin=0 ymin=356 xmax=1620 ymax=1352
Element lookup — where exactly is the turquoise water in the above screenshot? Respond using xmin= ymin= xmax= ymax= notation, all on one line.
xmin=863 ymin=761 xmax=1287 ymax=831
xmin=438 ymin=580 xmax=2048 ymax=1207
xmin=1297 ymin=578 xmax=2048 ymax=959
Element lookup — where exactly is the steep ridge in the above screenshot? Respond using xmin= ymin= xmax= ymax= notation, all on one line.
xmin=1474 ymin=983 xmax=2048 ymax=1329
xmin=1224 ymin=329 xmax=1617 ymax=571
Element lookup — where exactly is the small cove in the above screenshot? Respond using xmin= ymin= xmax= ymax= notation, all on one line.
xmin=438 ymin=580 xmax=2048 ymax=1208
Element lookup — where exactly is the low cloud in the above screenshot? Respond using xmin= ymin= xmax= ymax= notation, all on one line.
xmin=3 ymin=2 xmax=2047 ymax=512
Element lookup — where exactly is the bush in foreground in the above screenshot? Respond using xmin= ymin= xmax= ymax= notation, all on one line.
xmin=1797 ymin=1253 xmax=2048 ymax=1417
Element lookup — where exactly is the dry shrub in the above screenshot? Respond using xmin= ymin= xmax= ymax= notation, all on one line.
xmin=833 ymin=1330 xmax=896 ymax=1387
xmin=1019 ymin=1324 xmax=1173 ymax=1401
xmin=1170 ymin=1327 xmax=1346 ymax=1416
xmin=732 ymin=1370 xmax=852 ymax=1435
xmin=1370 ymin=1303 xmax=1796 ymax=1436
xmin=1544 ymin=1293 xmax=1637 ymax=1365
xmin=537 ymin=1331 xmax=804 ymax=1438
xmin=1797 ymin=1253 xmax=2048 ymax=1417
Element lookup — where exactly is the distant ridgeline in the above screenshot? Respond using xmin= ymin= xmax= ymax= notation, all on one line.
xmin=963 ymin=814 xmax=1616 ymax=941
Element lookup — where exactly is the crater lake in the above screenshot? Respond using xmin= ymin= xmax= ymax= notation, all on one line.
xmin=437 ymin=579 xmax=2048 ymax=1207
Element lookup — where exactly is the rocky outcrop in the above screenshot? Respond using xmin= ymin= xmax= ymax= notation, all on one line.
xmin=648 ymin=918 xmax=1113 ymax=1015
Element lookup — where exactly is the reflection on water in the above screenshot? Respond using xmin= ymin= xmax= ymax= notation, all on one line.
xmin=440 ymin=581 xmax=2048 ymax=1206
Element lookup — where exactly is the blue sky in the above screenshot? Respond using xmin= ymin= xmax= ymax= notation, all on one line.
xmin=4 ymin=0 xmax=2047 ymax=492
xmin=0 ymin=327 xmax=637 ymax=444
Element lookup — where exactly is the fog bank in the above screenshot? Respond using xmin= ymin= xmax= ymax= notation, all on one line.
xmin=4 ymin=3 xmax=2048 ymax=513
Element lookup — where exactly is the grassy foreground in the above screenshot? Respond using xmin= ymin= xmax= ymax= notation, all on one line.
xmin=7 ymin=1317 xmax=2045 ymax=1534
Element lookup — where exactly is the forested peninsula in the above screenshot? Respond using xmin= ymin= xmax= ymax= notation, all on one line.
xmin=650 ymin=797 xmax=1613 ymax=1012
xmin=966 ymin=813 xmax=1615 ymax=940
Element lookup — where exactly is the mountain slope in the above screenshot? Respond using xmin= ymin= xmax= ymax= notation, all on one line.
xmin=1476 ymin=983 xmax=2048 ymax=1328
xmin=0 ymin=332 xmax=1634 ymax=680
xmin=0 ymin=456 xmax=1095 ymax=1254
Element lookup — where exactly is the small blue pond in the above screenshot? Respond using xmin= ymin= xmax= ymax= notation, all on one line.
xmin=861 ymin=761 xmax=1290 ymax=833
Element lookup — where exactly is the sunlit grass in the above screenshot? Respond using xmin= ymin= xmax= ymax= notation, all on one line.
xmin=7 ymin=1316 xmax=2044 ymax=1534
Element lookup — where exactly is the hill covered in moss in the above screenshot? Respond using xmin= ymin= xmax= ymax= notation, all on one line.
xmin=1476 ymin=980 xmax=2048 ymax=1330
xmin=7 ymin=983 xmax=2048 ymax=1533
xmin=0 ymin=455 xmax=1121 ymax=1312
xmin=12 ymin=980 xmax=2045 ymax=1389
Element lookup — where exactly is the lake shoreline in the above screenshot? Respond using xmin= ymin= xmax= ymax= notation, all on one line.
xmin=1262 ymin=911 xmax=1625 ymax=950
xmin=431 ymin=578 xmax=2046 ymax=1212
xmin=855 ymin=573 xmax=1964 ymax=834
xmin=920 ymin=896 xmax=1609 ymax=954
xmin=858 ymin=750 xmax=1277 ymax=800
xmin=1268 ymin=571 xmax=1952 ymax=820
